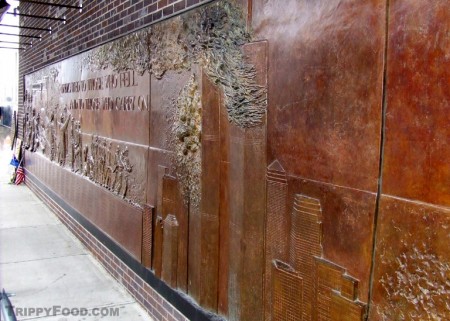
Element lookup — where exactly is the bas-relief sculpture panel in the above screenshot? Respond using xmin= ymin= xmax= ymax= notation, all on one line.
xmin=24 ymin=1 xmax=267 ymax=320
xmin=253 ymin=0 xmax=385 ymax=192
xmin=23 ymin=52 xmax=150 ymax=259
xmin=370 ymin=1 xmax=450 ymax=320
xmin=252 ymin=0 xmax=449 ymax=321
xmin=382 ymin=0 xmax=450 ymax=207
xmin=252 ymin=0 xmax=385 ymax=320
xmin=22 ymin=0 xmax=450 ymax=320
xmin=24 ymin=60 xmax=150 ymax=204
xmin=370 ymin=198 xmax=450 ymax=321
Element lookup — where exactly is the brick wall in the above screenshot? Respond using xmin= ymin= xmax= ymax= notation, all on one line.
xmin=17 ymin=0 xmax=215 ymax=138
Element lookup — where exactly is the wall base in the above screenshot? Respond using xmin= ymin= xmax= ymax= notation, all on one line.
xmin=25 ymin=171 xmax=218 ymax=321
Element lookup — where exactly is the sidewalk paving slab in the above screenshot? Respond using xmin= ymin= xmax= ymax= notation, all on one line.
xmin=0 ymin=224 xmax=86 ymax=264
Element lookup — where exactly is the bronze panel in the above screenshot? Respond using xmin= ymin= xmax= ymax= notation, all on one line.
xmin=252 ymin=0 xmax=385 ymax=192
xmin=251 ymin=3 xmax=386 ymax=316
xmin=227 ymin=123 xmax=245 ymax=320
xmin=286 ymin=177 xmax=376 ymax=303
xmin=23 ymin=57 xmax=150 ymax=205
xmin=382 ymin=0 xmax=450 ymax=207
xmin=74 ymin=67 xmax=151 ymax=146
xmin=25 ymin=152 xmax=143 ymax=260
xmin=80 ymin=109 xmax=150 ymax=146
xmin=161 ymin=175 xmax=189 ymax=292
xmin=24 ymin=2 xmax=450 ymax=320
xmin=330 ymin=293 xmax=366 ymax=321
xmin=290 ymin=195 xmax=323 ymax=321
xmin=146 ymin=150 xmax=171 ymax=208
xmin=70 ymin=176 xmax=143 ymax=262
xmin=76 ymin=134 xmax=148 ymax=204
xmin=148 ymin=69 xmax=195 ymax=282
xmin=218 ymin=91 xmax=230 ymax=316
xmin=162 ymin=214 xmax=179 ymax=288
xmin=218 ymin=160 xmax=230 ymax=316
xmin=227 ymin=41 xmax=267 ymax=321
xmin=176 ymin=204 xmax=189 ymax=292
xmin=200 ymin=71 xmax=221 ymax=310
xmin=314 ymin=258 xmax=366 ymax=321
xmin=264 ymin=160 xmax=289 ymax=321
xmin=264 ymin=175 xmax=369 ymax=321
xmin=150 ymin=70 xmax=193 ymax=149
xmin=188 ymin=198 xmax=201 ymax=302
xmin=370 ymin=196 xmax=450 ymax=321
xmin=142 ymin=205 xmax=154 ymax=269
xmin=271 ymin=260 xmax=303 ymax=321
xmin=152 ymin=165 xmax=169 ymax=277
xmin=175 ymin=186 xmax=189 ymax=293
xmin=185 ymin=71 xmax=202 ymax=303
xmin=24 ymin=60 xmax=151 ymax=146
xmin=152 ymin=214 xmax=164 ymax=278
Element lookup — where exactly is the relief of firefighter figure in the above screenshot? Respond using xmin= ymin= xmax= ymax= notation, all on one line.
xmin=23 ymin=111 xmax=31 ymax=149
xmin=82 ymin=136 xmax=134 ymax=199
xmin=111 ymin=146 xmax=133 ymax=198
xmin=86 ymin=135 xmax=98 ymax=181
xmin=108 ymin=145 xmax=121 ymax=190
xmin=39 ymin=108 xmax=57 ymax=160
xmin=83 ymin=145 xmax=94 ymax=180
xmin=70 ymin=117 xmax=83 ymax=173
xmin=24 ymin=108 xmax=40 ymax=152
xmin=56 ymin=108 xmax=72 ymax=166
xmin=20 ymin=98 xmax=137 ymax=201
xmin=102 ymin=141 xmax=113 ymax=188
xmin=30 ymin=109 xmax=40 ymax=152
xmin=97 ymin=139 xmax=107 ymax=185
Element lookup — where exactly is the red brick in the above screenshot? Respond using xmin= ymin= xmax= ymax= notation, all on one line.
xmin=158 ymin=0 xmax=168 ymax=9
xmin=162 ymin=4 xmax=174 ymax=16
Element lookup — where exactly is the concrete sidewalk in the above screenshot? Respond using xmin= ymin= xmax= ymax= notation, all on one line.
xmin=0 ymin=126 xmax=153 ymax=320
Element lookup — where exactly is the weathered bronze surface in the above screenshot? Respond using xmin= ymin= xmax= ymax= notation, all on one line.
xmin=162 ymin=214 xmax=180 ymax=288
xmin=25 ymin=152 xmax=143 ymax=260
xmin=23 ymin=60 xmax=150 ymax=204
xmin=252 ymin=1 xmax=385 ymax=320
xmin=161 ymin=175 xmax=189 ymax=292
xmin=370 ymin=1 xmax=450 ymax=320
xmin=199 ymin=71 xmax=221 ymax=311
xmin=382 ymin=0 xmax=450 ymax=207
xmin=265 ymin=174 xmax=372 ymax=321
xmin=22 ymin=0 xmax=449 ymax=320
xmin=225 ymin=41 xmax=267 ymax=321
xmin=142 ymin=205 xmax=154 ymax=269
xmin=272 ymin=260 xmax=303 ymax=321
xmin=370 ymin=197 xmax=450 ymax=320
xmin=252 ymin=0 xmax=385 ymax=192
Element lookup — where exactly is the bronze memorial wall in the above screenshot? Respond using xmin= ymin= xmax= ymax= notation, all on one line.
xmin=21 ymin=0 xmax=449 ymax=320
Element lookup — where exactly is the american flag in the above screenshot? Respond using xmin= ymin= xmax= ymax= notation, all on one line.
xmin=15 ymin=165 xmax=25 ymax=185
